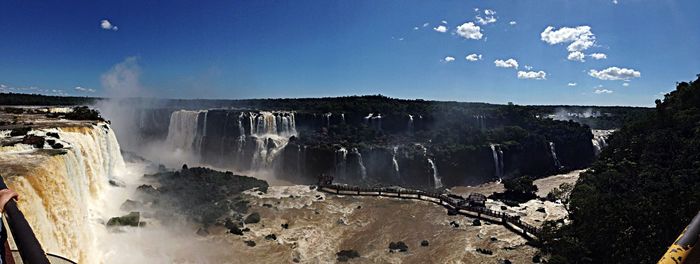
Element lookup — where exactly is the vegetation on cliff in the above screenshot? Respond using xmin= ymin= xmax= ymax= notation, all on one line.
xmin=540 ymin=75 xmax=700 ymax=263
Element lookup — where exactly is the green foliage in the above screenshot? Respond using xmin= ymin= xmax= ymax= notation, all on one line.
xmin=502 ymin=175 xmax=538 ymax=200
xmin=64 ymin=106 xmax=103 ymax=121
xmin=546 ymin=182 xmax=574 ymax=203
xmin=541 ymin=75 xmax=700 ymax=263
xmin=0 ymin=93 xmax=97 ymax=106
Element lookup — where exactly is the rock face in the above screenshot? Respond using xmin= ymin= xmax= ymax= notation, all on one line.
xmin=244 ymin=212 xmax=261 ymax=224
xmin=134 ymin=103 xmax=598 ymax=189
xmin=22 ymin=135 xmax=44 ymax=148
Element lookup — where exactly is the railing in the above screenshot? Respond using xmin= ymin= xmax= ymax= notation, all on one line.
xmin=0 ymin=176 xmax=51 ymax=264
xmin=318 ymin=184 xmax=541 ymax=239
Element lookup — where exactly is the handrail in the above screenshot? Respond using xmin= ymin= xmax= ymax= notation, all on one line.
xmin=319 ymin=183 xmax=541 ymax=239
xmin=659 ymin=211 xmax=700 ymax=264
xmin=0 ymin=176 xmax=51 ymax=264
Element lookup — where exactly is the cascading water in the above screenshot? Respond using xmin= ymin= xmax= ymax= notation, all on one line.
xmin=427 ymin=158 xmax=442 ymax=188
xmin=0 ymin=124 xmax=126 ymax=263
xmin=165 ymin=110 xmax=202 ymax=154
xmin=351 ymin=148 xmax=367 ymax=180
xmin=591 ymin=129 xmax=614 ymax=156
xmin=391 ymin=146 xmax=400 ymax=180
xmin=490 ymin=144 xmax=503 ymax=179
xmin=335 ymin=147 xmax=348 ymax=181
xmin=407 ymin=115 xmax=414 ymax=131
xmin=549 ymin=141 xmax=562 ymax=168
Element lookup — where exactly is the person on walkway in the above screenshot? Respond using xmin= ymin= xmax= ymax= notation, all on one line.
xmin=0 ymin=188 xmax=19 ymax=264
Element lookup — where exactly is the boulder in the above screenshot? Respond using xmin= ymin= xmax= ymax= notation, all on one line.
xmin=22 ymin=135 xmax=44 ymax=148
xmin=265 ymin=234 xmax=277 ymax=241
xmin=420 ymin=240 xmax=429 ymax=247
xmin=476 ymin=248 xmax=493 ymax=255
xmin=473 ymin=219 xmax=482 ymax=226
xmin=244 ymin=212 xmax=261 ymax=224
xmin=336 ymin=250 xmax=360 ymax=262
xmin=244 ymin=240 xmax=256 ymax=247
xmin=10 ymin=127 xmax=30 ymax=137
xmin=120 ymin=199 xmax=143 ymax=211
xmin=107 ymin=212 xmax=144 ymax=227
xmin=450 ymin=221 xmax=460 ymax=228
xmin=46 ymin=132 xmax=60 ymax=138
xmin=281 ymin=223 xmax=289 ymax=229
xmin=389 ymin=241 xmax=408 ymax=253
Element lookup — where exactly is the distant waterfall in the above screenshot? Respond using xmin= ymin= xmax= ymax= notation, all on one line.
xmin=490 ymin=144 xmax=504 ymax=179
xmin=549 ymin=141 xmax=562 ymax=168
xmin=391 ymin=146 xmax=401 ymax=180
xmin=592 ymin=129 xmax=614 ymax=155
xmin=427 ymin=158 xmax=442 ymax=188
xmin=335 ymin=147 xmax=348 ymax=180
xmin=165 ymin=110 xmax=204 ymax=155
xmin=352 ymin=148 xmax=368 ymax=180
xmin=324 ymin=113 xmax=332 ymax=128
xmin=407 ymin=115 xmax=414 ymax=132
xmin=364 ymin=113 xmax=382 ymax=130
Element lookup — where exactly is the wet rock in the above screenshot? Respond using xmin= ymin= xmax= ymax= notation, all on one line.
xmin=473 ymin=219 xmax=482 ymax=226
xmin=120 ymin=199 xmax=143 ymax=211
xmin=225 ymin=219 xmax=243 ymax=235
xmin=536 ymin=207 xmax=546 ymax=213
xmin=501 ymin=206 xmax=508 ymax=211
xmin=136 ymin=184 xmax=159 ymax=196
xmin=262 ymin=203 xmax=273 ymax=208
xmin=107 ymin=212 xmax=144 ymax=227
xmin=46 ymin=132 xmax=60 ymax=138
xmin=244 ymin=212 xmax=261 ymax=224
xmin=336 ymin=250 xmax=360 ymax=262
xmin=532 ymin=254 xmax=542 ymax=263
xmin=500 ymin=259 xmax=512 ymax=264
xmin=356 ymin=205 xmax=361 ymax=209
xmin=196 ymin=227 xmax=209 ymax=237
xmin=10 ymin=127 xmax=30 ymax=137
xmin=450 ymin=221 xmax=460 ymax=228
xmin=292 ymin=258 xmax=300 ymax=263
xmin=241 ymin=227 xmax=250 ymax=232
xmin=281 ymin=223 xmax=289 ymax=229
xmin=109 ymin=179 xmax=126 ymax=187
xmin=244 ymin=240 xmax=256 ymax=247
xmin=476 ymin=248 xmax=493 ymax=255
xmin=447 ymin=208 xmax=458 ymax=216
xmin=22 ymin=135 xmax=44 ymax=148
xmin=490 ymin=237 xmax=498 ymax=241
xmin=265 ymin=234 xmax=277 ymax=240
xmin=421 ymin=240 xmax=429 ymax=247
xmin=389 ymin=241 xmax=408 ymax=253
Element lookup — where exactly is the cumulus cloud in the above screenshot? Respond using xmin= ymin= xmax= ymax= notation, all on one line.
xmin=567 ymin=51 xmax=586 ymax=62
xmin=100 ymin=19 xmax=118 ymax=31
xmin=433 ymin=25 xmax=447 ymax=33
xmin=443 ymin=56 xmax=455 ymax=62
xmin=494 ymin=58 xmax=518 ymax=69
xmin=568 ymin=82 xmax=577 ymax=86
xmin=74 ymin=86 xmax=96 ymax=93
xmin=589 ymin=53 xmax=607 ymax=60
xmin=456 ymin=22 xmax=483 ymax=40
xmin=465 ymin=54 xmax=482 ymax=61
xmin=509 ymin=21 xmax=517 ymax=26
xmin=594 ymin=89 xmax=613 ymax=94
xmin=517 ymin=71 xmax=547 ymax=80
xmin=541 ymin=26 xmax=596 ymax=52
xmin=589 ymin=67 xmax=641 ymax=81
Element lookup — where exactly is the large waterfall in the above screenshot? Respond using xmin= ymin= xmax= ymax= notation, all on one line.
xmin=549 ymin=141 xmax=562 ymax=168
xmin=427 ymin=158 xmax=442 ymax=188
xmin=490 ymin=144 xmax=504 ymax=179
xmin=0 ymin=124 xmax=126 ymax=263
xmin=592 ymin=129 xmax=614 ymax=156
xmin=164 ymin=110 xmax=297 ymax=174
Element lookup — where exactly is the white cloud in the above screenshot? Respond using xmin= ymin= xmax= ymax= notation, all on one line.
xmin=589 ymin=67 xmax=641 ymax=81
xmin=523 ymin=65 xmax=533 ymax=70
xmin=100 ymin=19 xmax=118 ymax=31
xmin=568 ymin=82 xmax=577 ymax=86
xmin=423 ymin=22 xmax=429 ymax=27
xmin=613 ymin=0 xmax=619 ymax=4
xmin=413 ymin=26 xmax=419 ymax=30
xmin=433 ymin=25 xmax=447 ymax=33
xmin=622 ymin=82 xmax=630 ymax=87
xmin=589 ymin=53 xmax=607 ymax=60
xmin=517 ymin=71 xmax=547 ymax=80
xmin=484 ymin=9 xmax=496 ymax=16
xmin=541 ymin=26 xmax=596 ymax=52
xmin=456 ymin=22 xmax=483 ymax=40
xmin=476 ymin=16 xmax=497 ymax=25
xmin=509 ymin=21 xmax=517 ymax=26
xmin=74 ymin=86 xmax=96 ymax=93
xmin=494 ymin=58 xmax=518 ymax=69
xmin=443 ymin=56 xmax=455 ymax=62
xmin=594 ymin=89 xmax=613 ymax=94
xmin=474 ymin=8 xmax=479 ymax=12
xmin=465 ymin=54 xmax=482 ymax=61
xmin=567 ymin=51 xmax=586 ymax=62
xmin=441 ymin=20 xmax=448 ymax=24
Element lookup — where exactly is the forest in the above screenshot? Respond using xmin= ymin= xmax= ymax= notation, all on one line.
xmin=539 ymin=75 xmax=700 ymax=263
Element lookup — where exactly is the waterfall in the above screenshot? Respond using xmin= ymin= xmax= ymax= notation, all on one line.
xmin=427 ymin=158 xmax=442 ymax=188
xmin=335 ymin=147 xmax=348 ymax=181
xmin=324 ymin=113 xmax=332 ymax=128
xmin=391 ymin=146 xmax=400 ymax=180
xmin=490 ymin=144 xmax=503 ymax=179
xmin=165 ymin=110 xmax=203 ymax=154
xmin=0 ymin=124 xmax=126 ymax=263
xmin=592 ymin=129 xmax=614 ymax=155
xmin=549 ymin=141 xmax=562 ymax=168
xmin=351 ymin=148 xmax=367 ymax=180
xmin=407 ymin=115 xmax=414 ymax=131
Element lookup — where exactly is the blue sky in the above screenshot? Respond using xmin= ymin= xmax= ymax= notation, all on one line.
xmin=1 ymin=0 xmax=699 ymax=106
